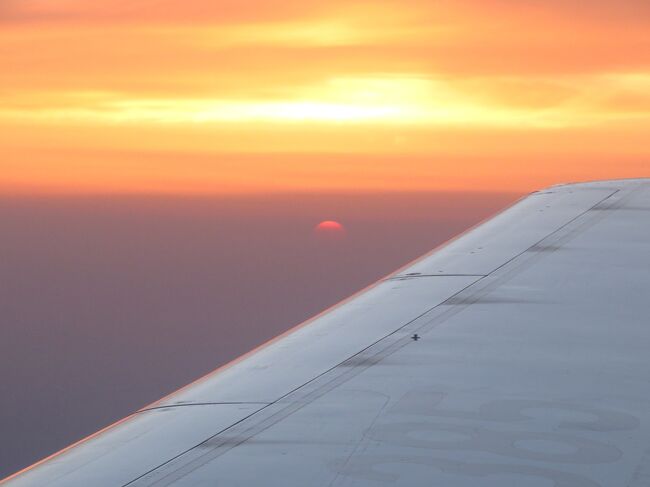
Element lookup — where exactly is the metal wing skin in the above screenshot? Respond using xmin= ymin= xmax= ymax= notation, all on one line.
xmin=3 ymin=178 xmax=650 ymax=487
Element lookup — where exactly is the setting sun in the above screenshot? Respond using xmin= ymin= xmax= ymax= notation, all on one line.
xmin=2 ymin=2 xmax=650 ymax=483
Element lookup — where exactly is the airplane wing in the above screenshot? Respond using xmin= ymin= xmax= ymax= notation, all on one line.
xmin=3 ymin=178 xmax=650 ymax=487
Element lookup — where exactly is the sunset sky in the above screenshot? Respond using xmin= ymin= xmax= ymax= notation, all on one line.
xmin=1 ymin=0 xmax=649 ymax=193
xmin=2 ymin=1 xmax=650 ymax=478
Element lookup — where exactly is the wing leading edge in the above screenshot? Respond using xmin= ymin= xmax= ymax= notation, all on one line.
xmin=3 ymin=178 xmax=650 ymax=486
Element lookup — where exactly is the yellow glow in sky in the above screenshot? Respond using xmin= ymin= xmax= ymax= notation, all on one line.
xmin=4 ymin=75 xmax=647 ymax=128
xmin=0 ymin=0 xmax=649 ymax=193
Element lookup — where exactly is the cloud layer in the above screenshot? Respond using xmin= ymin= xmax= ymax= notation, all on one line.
xmin=1 ymin=0 xmax=649 ymax=192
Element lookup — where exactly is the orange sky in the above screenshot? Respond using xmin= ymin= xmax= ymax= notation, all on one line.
xmin=1 ymin=0 xmax=649 ymax=193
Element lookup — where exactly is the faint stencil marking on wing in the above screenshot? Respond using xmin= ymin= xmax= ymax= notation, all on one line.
xmin=333 ymin=455 xmax=601 ymax=486
xmin=391 ymin=393 xmax=640 ymax=432
xmin=369 ymin=422 xmax=621 ymax=464
xmin=331 ymin=393 xmax=640 ymax=485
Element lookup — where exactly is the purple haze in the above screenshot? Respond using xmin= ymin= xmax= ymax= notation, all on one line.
xmin=0 ymin=191 xmax=519 ymax=478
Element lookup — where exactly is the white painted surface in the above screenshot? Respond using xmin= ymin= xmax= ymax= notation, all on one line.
xmin=153 ymin=275 xmax=478 ymax=405
xmin=393 ymin=181 xmax=617 ymax=277
xmin=2 ymin=404 xmax=263 ymax=487
xmin=4 ymin=179 xmax=650 ymax=487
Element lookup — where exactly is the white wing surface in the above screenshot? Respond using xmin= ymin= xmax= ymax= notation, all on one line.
xmin=3 ymin=179 xmax=650 ymax=486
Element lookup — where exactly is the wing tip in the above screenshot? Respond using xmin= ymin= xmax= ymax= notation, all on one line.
xmin=543 ymin=177 xmax=650 ymax=193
